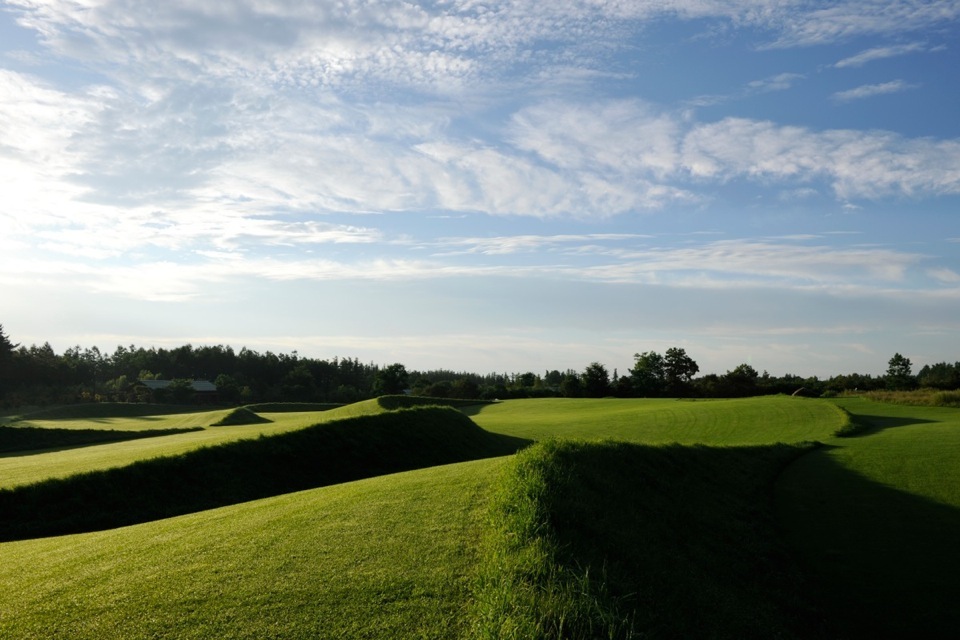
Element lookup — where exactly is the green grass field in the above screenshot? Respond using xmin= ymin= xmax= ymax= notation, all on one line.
xmin=777 ymin=396 xmax=960 ymax=638
xmin=0 ymin=395 xmax=958 ymax=638
xmin=466 ymin=395 xmax=845 ymax=444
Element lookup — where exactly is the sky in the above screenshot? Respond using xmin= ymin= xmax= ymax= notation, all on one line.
xmin=1 ymin=0 xmax=959 ymax=379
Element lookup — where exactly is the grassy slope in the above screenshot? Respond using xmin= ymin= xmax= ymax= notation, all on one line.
xmin=468 ymin=396 xmax=844 ymax=444
xmin=0 ymin=408 xmax=358 ymax=489
xmin=777 ymin=397 xmax=960 ymax=638
xmin=0 ymin=457 xmax=507 ymax=640
xmin=0 ymin=406 xmax=525 ymax=540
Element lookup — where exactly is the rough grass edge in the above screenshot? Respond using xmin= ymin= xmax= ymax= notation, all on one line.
xmin=832 ymin=406 xmax=869 ymax=437
xmin=467 ymin=439 xmax=635 ymax=640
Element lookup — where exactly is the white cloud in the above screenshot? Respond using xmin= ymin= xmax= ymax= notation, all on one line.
xmin=832 ymin=80 xmax=919 ymax=102
xmin=928 ymin=268 xmax=960 ymax=283
xmin=767 ymin=0 xmax=960 ymax=47
xmin=681 ymin=117 xmax=960 ymax=199
xmin=834 ymin=42 xmax=928 ymax=68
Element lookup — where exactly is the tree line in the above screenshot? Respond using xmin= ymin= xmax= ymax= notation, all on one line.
xmin=0 ymin=325 xmax=954 ymax=409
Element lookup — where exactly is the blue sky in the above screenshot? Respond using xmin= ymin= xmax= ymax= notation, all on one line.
xmin=1 ymin=0 xmax=958 ymax=378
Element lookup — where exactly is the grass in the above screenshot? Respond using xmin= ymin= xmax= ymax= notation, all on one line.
xmin=0 ymin=457 xmax=508 ymax=639
xmin=856 ymin=388 xmax=960 ymax=407
xmin=4 ymin=394 xmax=960 ymax=637
xmin=0 ymin=405 xmax=365 ymax=489
xmin=471 ymin=439 xmax=823 ymax=639
xmin=467 ymin=395 xmax=844 ymax=444
xmin=777 ymin=396 xmax=960 ymax=638
xmin=0 ymin=406 xmax=526 ymax=540
xmin=0 ymin=424 xmax=204 ymax=454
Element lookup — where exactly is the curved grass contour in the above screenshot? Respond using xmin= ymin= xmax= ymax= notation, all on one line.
xmin=470 ymin=438 xmax=823 ymax=639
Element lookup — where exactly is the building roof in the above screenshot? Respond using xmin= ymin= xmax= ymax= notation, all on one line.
xmin=137 ymin=379 xmax=218 ymax=392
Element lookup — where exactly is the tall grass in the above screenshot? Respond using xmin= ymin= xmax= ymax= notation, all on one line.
xmin=857 ymin=388 xmax=960 ymax=408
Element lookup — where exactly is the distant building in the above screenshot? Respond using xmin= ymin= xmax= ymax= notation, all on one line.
xmin=135 ymin=379 xmax=219 ymax=404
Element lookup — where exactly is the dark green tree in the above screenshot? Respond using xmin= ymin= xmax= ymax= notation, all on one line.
xmin=664 ymin=347 xmax=699 ymax=396
xmin=631 ymin=351 xmax=665 ymax=397
xmin=917 ymin=362 xmax=960 ymax=390
xmin=0 ymin=325 xmax=19 ymax=400
xmin=166 ymin=378 xmax=196 ymax=404
xmin=581 ymin=362 xmax=611 ymax=397
xmin=719 ymin=363 xmax=759 ymax=397
xmin=375 ymin=363 xmax=409 ymax=395
xmin=886 ymin=353 xmax=915 ymax=390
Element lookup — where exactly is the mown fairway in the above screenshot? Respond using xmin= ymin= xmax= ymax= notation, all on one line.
xmin=0 ymin=457 xmax=506 ymax=639
xmin=467 ymin=395 xmax=845 ymax=444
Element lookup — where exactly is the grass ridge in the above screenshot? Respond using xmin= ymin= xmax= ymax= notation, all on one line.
xmin=470 ymin=438 xmax=824 ymax=639
xmin=0 ymin=405 xmax=527 ymax=541
xmin=0 ymin=425 xmax=205 ymax=454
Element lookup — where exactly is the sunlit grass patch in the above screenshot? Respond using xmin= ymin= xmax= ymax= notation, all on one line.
xmin=469 ymin=396 xmax=844 ymax=445
xmin=0 ymin=457 xmax=507 ymax=640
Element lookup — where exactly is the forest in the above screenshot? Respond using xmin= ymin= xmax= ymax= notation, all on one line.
xmin=1 ymin=324 xmax=956 ymax=409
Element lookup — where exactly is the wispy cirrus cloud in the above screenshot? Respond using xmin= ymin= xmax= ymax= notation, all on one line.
xmin=832 ymin=80 xmax=919 ymax=102
xmin=834 ymin=42 xmax=929 ymax=68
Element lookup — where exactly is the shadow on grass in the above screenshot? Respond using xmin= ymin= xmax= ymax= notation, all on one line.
xmin=839 ymin=410 xmax=936 ymax=438
xmin=475 ymin=440 xmax=829 ymax=639
xmin=777 ymin=446 xmax=960 ymax=638
xmin=0 ymin=406 xmax=530 ymax=541
xmin=0 ymin=425 xmax=205 ymax=457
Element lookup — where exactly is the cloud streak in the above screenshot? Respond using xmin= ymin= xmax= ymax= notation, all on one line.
xmin=832 ymin=80 xmax=919 ymax=102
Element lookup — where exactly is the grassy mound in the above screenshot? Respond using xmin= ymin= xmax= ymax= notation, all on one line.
xmin=0 ymin=457 xmax=507 ymax=640
xmin=0 ymin=425 xmax=204 ymax=454
xmin=210 ymin=407 xmax=273 ymax=426
xmin=0 ymin=406 xmax=529 ymax=541
xmin=471 ymin=439 xmax=823 ymax=639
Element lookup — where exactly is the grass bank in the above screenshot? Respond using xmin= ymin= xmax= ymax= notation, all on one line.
xmin=0 ymin=457 xmax=507 ymax=639
xmin=0 ymin=425 xmax=204 ymax=454
xmin=471 ymin=439 xmax=823 ymax=639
